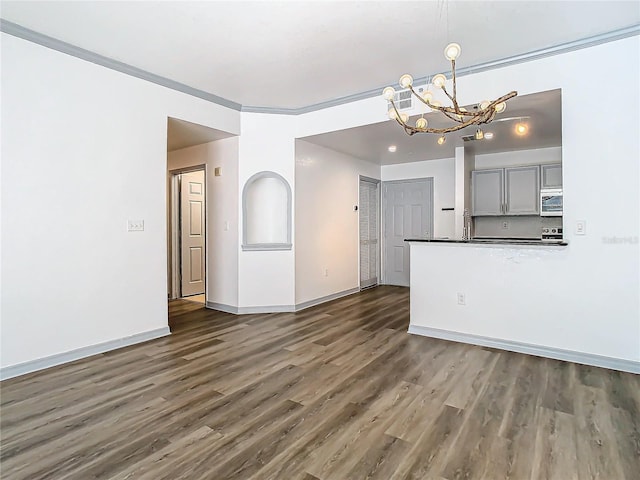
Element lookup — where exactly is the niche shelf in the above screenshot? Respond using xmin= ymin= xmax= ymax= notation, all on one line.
xmin=242 ymin=171 xmax=292 ymax=251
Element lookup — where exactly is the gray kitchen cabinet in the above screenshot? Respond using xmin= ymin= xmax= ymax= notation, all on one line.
xmin=505 ymin=165 xmax=540 ymax=215
xmin=472 ymin=165 xmax=541 ymax=216
xmin=472 ymin=169 xmax=504 ymax=216
xmin=541 ymin=163 xmax=562 ymax=188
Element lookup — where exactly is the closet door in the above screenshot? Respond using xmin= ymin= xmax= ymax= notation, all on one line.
xmin=359 ymin=178 xmax=380 ymax=289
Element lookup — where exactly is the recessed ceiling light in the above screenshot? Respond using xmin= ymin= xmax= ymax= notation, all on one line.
xmin=484 ymin=132 xmax=494 ymax=140
xmin=388 ymin=145 xmax=397 ymax=152
xmin=515 ymin=123 xmax=529 ymax=136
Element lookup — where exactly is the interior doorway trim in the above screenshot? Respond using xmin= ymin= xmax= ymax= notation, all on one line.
xmin=168 ymin=165 xmax=208 ymax=302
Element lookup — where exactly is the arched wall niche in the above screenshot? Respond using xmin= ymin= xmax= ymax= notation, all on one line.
xmin=242 ymin=171 xmax=292 ymax=251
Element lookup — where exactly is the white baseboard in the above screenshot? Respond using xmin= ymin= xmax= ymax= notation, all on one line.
xmin=408 ymin=324 xmax=640 ymax=374
xmin=0 ymin=327 xmax=171 ymax=381
xmin=295 ymin=287 xmax=360 ymax=312
xmin=206 ymin=302 xmax=239 ymax=314
xmin=206 ymin=287 xmax=361 ymax=315
xmin=206 ymin=302 xmax=295 ymax=314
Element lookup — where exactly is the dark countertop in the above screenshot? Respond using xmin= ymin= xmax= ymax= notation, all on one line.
xmin=405 ymin=238 xmax=568 ymax=246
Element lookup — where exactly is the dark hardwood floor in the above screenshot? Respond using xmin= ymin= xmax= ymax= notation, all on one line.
xmin=1 ymin=286 xmax=638 ymax=479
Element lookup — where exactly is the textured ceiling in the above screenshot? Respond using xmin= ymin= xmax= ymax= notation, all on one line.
xmin=1 ymin=1 xmax=638 ymax=109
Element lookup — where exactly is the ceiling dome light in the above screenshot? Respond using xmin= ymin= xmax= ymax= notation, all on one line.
xmin=399 ymin=113 xmax=409 ymax=123
xmin=415 ymin=117 xmax=428 ymax=129
xmin=515 ymin=122 xmax=528 ymax=136
xmin=479 ymin=100 xmax=490 ymax=110
xmin=437 ymin=135 xmax=446 ymax=145
xmin=399 ymin=74 xmax=413 ymax=88
xmin=444 ymin=43 xmax=461 ymax=61
xmin=494 ymin=102 xmax=507 ymax=113
xmin=484 ymin=132 xmax=494 ymax=140
xmin=382 ymin=86 xmax=396 ymax=101
xmin=475 ymin=128 xmax=484 ymax=140
xmin=432 ymin=74 xmax=447 ymax=88
xmin=388 ymin=145 xmax=397 ymax=153
xmin=388 ymin=108 xmax=398 ymax=120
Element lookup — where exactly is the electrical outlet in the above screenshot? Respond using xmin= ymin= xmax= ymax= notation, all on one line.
xmin=457 ymin=292 xmax=466 ymax=305
xmin=324 ymin=268 xmax=329 ymax=277
xmin=127 ymin=219 xmax=144 ymax=232
xmin=502 ymin=221 xmax=509 ymax=230
xmin=575 ymin=220 xmax=586 ymax=235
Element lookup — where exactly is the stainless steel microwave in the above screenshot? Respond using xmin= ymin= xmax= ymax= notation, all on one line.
xmin=540 ymin=189 xmax=563 ymax=216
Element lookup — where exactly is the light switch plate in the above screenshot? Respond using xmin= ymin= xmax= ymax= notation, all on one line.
xmin=127 ymin=219 xmax=144 ymax=232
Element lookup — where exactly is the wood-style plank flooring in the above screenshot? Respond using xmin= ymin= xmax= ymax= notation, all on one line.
xmin=1 ymin=286 xmax=638 ymax=479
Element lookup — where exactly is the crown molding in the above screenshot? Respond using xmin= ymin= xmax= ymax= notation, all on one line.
xmin=2 ymin=19 xmax=638 ymax=116
xmin=0 ymin=19 xmax=242 ymax=111
xmin=242 ymin=24 xmax=640 ymax=115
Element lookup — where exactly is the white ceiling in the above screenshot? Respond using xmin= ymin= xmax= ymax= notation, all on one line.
xmin=167 ymin=118 xmax=234 ymax=152
xmin=1 ymin=1 xmax=638 ymax=110
xmin=300 ymin=89 xmax=562 ymax=165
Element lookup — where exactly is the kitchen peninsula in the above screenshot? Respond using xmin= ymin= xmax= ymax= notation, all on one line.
xmin=402 ymin=238 xmax=637 ymax=372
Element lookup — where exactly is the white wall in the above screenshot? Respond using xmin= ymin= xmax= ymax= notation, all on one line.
xmin=0 ymin=34 xmax=240 ymax=372
xmin=167 ymin=138 xmax=240 ymax=307
xmin=295 ymin=141 xmax=380 ymax=305
xmin=474 ymin=146 xmax=562 ymax=169
xmin=238 ymin=113 xmax=296 ymax=308
xmin=381 ymin=158 xmax=456 ymax=239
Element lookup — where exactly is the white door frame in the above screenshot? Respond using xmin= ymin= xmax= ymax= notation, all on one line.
xmin=168 ymin=165 xmax=208 ymax=301
xmin=358 ymin=175 xmax=381 ymax=290
xmin=380 ymin=177 xmax=434 ymax=285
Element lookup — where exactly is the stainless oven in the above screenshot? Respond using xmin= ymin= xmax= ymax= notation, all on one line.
xmin=540 ymin=188 xmax=563 ymax=216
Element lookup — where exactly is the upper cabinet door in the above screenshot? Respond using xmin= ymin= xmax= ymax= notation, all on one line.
xmin=472 ymin=169 xmax=504 ymax=216
xmin=541 ymin=163 xmax=563 ymax=189
xmin=505 ymin=165 xmax=540 ymax=215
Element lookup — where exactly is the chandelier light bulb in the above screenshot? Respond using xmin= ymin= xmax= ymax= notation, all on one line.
xmin=399 ymin=113 xmax=409 ymax=123
xmin=494 ymin=102 xmax=507 ymax=113
xmin=415 ymin=117 xmax=428 ymax=129
xmin=382 ymin=86 xmax=396 ymax=101
xmin=432 ymin=74 xmax=447 ymax=88
xmin=444 ymin=43 xmax=461 ymax=61
xmin=479 ymin=100 xmax=490 ymax=110
xmin=430 ymin=100 xmax=442 ymax=109
xmin=422 ymin=90 xmax=434 ymax=103
xmin=399 ymin=74 xmax=413 ymax=88
xmin=437 ymin=135 xmax=446 ymax=145
xmin=388 ymin=108 xmax=398 ymax=120
xmin=475 ymin=128 xmax=484 ymax=140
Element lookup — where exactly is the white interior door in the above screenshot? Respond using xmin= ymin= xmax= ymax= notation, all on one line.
xmin=359 ymin=178 xmax=380 ymax=289
xmin=180 ymin=170 xmax=206 ymax=297
xmin=383 ymin=179 xmax=433 ymax=287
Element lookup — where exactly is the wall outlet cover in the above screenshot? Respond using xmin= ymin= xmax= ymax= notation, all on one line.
xmin=127 ymin=219 xmax=144 ymax=232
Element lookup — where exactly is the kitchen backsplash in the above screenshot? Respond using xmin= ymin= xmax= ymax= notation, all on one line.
xmin=474 ymin=216 xmax=563 ymax=239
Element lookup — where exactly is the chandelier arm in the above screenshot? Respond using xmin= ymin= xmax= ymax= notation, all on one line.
xmin=439 ymin=109 xmax=465 ymax=123
xmin=450 ymin=59 xmax=461 ymax=112
xmin=408 ymin=85 xmax=432 ymax=108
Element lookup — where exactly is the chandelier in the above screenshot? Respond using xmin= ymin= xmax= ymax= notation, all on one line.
xmin=383 ymin=43 xmax=517 ymax=139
